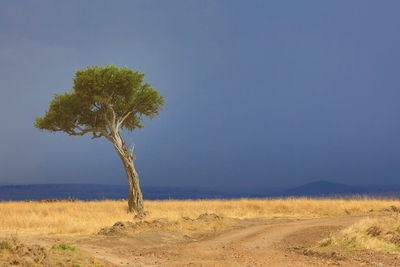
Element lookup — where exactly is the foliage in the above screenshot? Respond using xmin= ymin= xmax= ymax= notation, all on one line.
xmin=52 ymin=243 xmax=75 ymax=251
xmin=0 ymin=241 xmax=11 ymax=250
xmin=35 ymin=65 xmax=164 ymax=139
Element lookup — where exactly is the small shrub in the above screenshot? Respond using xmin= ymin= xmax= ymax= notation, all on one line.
xmin=395 ymin=226 xmax=400 ymax=234
xmin=0 ymin=241 xmax=11 ymax=249
xmin=343 ymin=236 xmax=357 ymax=248
xmin=52 ymin=243 xmax=75 ymax=251
xmin=366 ymin=226 xmax=382 ymax=237
xmin=319 ymin=238 xmax=332 ymax=247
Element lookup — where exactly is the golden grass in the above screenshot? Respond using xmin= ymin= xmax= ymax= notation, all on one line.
xmin=319 ymin=214 xmax=400 ymax=254
xmin=0 ymin=198 xmax=398 ymax=236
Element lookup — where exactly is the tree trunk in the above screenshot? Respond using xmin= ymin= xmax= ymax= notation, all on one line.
xmin=121 ymin=154 xmax=144 ymax=213
xmin=111 ymin=132 xmax=144 ymax=214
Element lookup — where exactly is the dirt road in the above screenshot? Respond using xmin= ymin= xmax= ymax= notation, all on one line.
xmin=76 ymin=216 xmax=384 ymax=266
xmin=19 ymin=216 xmax=400 ymax=266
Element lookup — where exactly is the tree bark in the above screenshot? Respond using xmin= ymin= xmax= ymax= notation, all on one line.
xmin=111 ymin=132 xmax=144 ymax=214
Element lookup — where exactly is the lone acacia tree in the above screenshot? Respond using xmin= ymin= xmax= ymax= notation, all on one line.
xmin=35 ymin=65 xmax=164 ymax=213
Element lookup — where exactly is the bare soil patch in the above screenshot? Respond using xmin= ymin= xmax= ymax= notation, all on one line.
xmin=0 ymin=237 xmax=112 ymax=267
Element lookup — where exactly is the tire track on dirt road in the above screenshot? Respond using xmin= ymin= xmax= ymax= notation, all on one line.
xmin=138 ymin=216 xmax=364 ymax=266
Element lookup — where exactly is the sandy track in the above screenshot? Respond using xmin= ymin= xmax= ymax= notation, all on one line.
xmin=136 ymin=217 xmax=363 ymax=267
xmin=74 ymin=216 xmax=365 ymax=266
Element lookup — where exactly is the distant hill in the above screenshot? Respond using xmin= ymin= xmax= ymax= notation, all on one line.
xmin=284 ymin=180 xmax=400 ymax=198
xmin=285 ymin=181 xmax=361 ymax=196
xmin=0 ymin=181 xmax=399 ymax=201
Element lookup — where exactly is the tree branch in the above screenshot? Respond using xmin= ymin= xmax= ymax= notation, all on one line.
xmin=105 ymin=102 xmax=116 ymax=126
xmin=67 ymin=126 xmax=112 ymax=142
xmin=67 ymin=127 xmax=93 ymax=136
xmin=91 ymin=132 xmax=102 ymax=139
xmin=117 ymin=111 xmax=133 ymax=128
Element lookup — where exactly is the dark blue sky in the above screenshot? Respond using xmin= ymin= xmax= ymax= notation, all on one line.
xmin=1 ymin=1 xmax=400 ymax=189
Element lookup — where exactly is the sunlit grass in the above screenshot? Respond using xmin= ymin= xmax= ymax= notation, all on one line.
xmin=319 ymin=214 xmax=400 ymax=254
xmin=0 ymin=198 xmax=398 ymax=236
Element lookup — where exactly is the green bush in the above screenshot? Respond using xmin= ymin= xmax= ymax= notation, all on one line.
xmin=52 ymin=243 xmax=75 ymax=251
xmin=0 ymin=241 xmax=11 ymax=249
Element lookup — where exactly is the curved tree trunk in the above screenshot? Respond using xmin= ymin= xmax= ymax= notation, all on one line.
xmin=111 ymin=132 xmax=144 ymax=213
xmin=119 ymin=152 xmax=144 ymax=213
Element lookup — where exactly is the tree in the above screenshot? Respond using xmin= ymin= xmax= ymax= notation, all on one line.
xmin=35 ymin=65 xmax=164 ymax=214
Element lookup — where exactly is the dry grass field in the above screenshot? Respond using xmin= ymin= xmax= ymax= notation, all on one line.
xmin=1 ymin=198 xmax=400 ymax=266
xmin=0 ymin=198 xmax=398 ymax=236
xmin=320 ymin=213 xmax=400 ymax=254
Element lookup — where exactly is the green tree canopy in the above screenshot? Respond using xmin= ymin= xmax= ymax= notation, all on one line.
xmin=35 ymin=65 xmax=164 ymax=139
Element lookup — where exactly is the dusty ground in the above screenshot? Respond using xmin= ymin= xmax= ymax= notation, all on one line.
xmin=6 ymin=215 xmax=400 ymax=267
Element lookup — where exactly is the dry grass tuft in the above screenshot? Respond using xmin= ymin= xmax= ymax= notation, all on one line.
xmin=319 ymin=214 xmax=400 ymax=254
xmin=0 ymin=237 xmax=108 ymax=267
xmin=0 ymin=198 xmax=398 ymax=236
